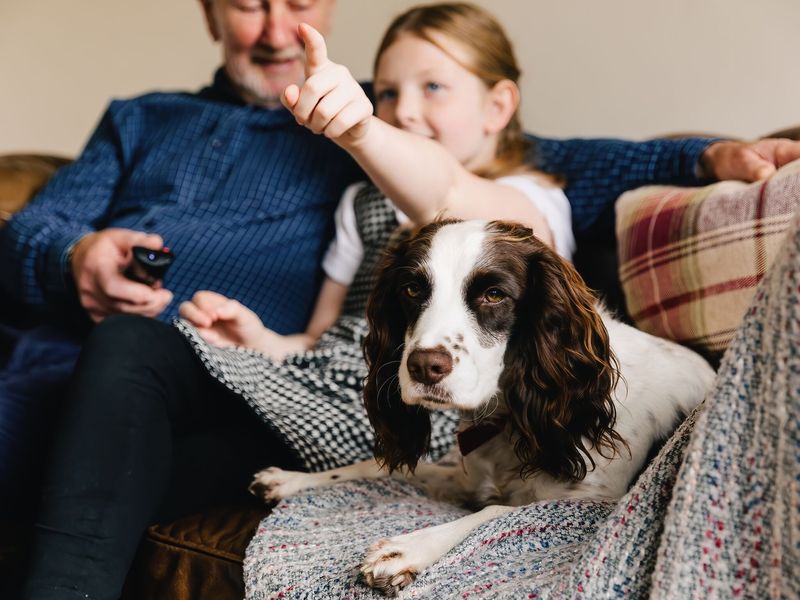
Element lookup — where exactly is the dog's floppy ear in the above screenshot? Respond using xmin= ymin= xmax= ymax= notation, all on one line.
xmin=363 ymin=228 xmax=431 ymax=472
xmin=500 ymin=233 xmax=623 ymax=481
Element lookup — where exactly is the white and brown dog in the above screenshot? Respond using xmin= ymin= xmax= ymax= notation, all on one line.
xmin=251 ymin=219 xmax=715 ymax=595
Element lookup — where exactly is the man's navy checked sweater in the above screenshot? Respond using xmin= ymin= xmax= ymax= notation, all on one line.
xmin=0 ymin=70 xmax=712 ymax=334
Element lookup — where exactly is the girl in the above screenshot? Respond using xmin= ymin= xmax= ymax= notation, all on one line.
xmin=23 ymin=4 xmax=572 ymax=598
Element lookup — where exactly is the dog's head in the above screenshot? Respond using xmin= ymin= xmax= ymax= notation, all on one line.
xmin=363 ymin=219 xmax=621 ymax=480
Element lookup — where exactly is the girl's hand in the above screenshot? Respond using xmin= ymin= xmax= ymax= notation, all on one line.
xmin=179 ymin=290 xmax=317 ymax=361
xmin=179 ymin=290 xmax=271 ymax=351
xmin=282 ymin=23 xmax=373 ymax=145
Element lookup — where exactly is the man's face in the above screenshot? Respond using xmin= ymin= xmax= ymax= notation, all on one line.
xmin=201 ymin=0 xmax=335 ymax=108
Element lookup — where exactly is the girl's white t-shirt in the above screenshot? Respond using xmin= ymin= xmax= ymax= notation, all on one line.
xmin=322 ymin=176 xmax=575 ymax=286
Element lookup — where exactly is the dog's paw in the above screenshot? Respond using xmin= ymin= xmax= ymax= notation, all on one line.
xmin=360 ymin=537 xmax=422 ymax=596
xmin=248 ymin=467 xmax=310 ymax=502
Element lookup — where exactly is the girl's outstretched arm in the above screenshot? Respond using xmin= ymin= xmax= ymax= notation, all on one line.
xmin=284 ymin=24 xmax=553 ymax=244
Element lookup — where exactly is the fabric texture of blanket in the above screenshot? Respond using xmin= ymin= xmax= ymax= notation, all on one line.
xmin=244 ymin=211 xmax=800 ymax=598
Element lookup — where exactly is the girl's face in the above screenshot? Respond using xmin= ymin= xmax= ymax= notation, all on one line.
xmin=374 ymin=32 xmax=501 ymax=171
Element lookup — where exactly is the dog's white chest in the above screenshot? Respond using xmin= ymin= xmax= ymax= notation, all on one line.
xmin=459 ymin=434 xmax=543 ymax=507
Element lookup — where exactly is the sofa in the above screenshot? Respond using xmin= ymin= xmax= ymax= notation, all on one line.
xmin=1 ymin=127 xmax=798 ymax=599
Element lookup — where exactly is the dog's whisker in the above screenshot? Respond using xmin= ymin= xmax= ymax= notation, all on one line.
xmin=383 ymin=377 xmax=403 ymax=409
xmin=376 ymin=374 xmax=400 ymax=406
xmin=474 ymin=394 xmax=500 ymax=422
xmin=379 ymin=358 xmax=402 ymax=367
xmin=376 ymin=360 xmax=402 ymax=376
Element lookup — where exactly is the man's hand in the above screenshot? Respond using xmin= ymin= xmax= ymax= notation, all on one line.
xmin=282 ymin=23 xmax=373 ymax=145
xmin=70 ymin=228 xmax=173 ymax=322
xmin=700 ymin=138 xmax=800 ymax=182
xmin=179 ymin=290 xmax=271 ymax=351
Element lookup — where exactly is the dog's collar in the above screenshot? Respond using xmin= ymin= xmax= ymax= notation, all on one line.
xmin=457 ymin=419 xmax=506 ymax=456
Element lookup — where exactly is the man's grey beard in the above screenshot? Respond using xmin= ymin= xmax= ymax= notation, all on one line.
xmin=225 ymin=63 xmax=289 ymax=110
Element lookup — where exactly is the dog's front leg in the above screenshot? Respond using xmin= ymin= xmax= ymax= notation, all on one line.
xmin=361 ymin=504 xmax=515 ymax=595
xmin=250 ymin=459 xmax=387 ymax=503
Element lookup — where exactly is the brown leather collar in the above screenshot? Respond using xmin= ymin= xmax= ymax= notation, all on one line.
xmin=456 ymin=419 xmax=506 ymax=456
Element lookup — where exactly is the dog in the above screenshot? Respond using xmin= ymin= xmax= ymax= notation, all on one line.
xmin=250 ymin=219 xmax=715 ymax=595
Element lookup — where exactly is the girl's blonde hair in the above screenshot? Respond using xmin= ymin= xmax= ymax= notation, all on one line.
xmin=374 ymin=2 xmax=531 ymax=179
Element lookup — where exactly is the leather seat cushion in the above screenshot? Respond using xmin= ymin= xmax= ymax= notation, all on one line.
xmin=122 ymin=505 xmax=270 ymax=600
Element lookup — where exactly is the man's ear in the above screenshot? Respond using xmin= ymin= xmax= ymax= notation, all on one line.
xmin=484 ymin=79 xmax=520 ymax=135
xmin=199 ymin=0 xmax=221 ymax=42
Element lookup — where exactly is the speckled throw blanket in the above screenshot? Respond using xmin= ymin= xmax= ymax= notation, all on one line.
xmin=244 ymin=213 xmax=800 ymax=599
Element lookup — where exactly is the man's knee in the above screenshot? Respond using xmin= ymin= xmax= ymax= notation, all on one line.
xmin=86 ymin=314 xmax=168 ymax=349
xmin=77 ymin=315 xmax=200 ymax=407
xmin=81 ymin=315 xmax=179 ymax=367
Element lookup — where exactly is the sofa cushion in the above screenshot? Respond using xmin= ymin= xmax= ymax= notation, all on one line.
xmin=616 ymin=159 xmax=800 ymax=361
xmin=121 ymin=504 xmax=269 ymax=600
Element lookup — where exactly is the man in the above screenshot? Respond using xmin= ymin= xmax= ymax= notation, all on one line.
xmin=1 ymin=0 xmax=798 ymax=514
xmin=0 ymin=0 xmax=356 ymax=515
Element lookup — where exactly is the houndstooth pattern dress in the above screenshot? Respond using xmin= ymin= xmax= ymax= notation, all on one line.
xmin=176 ymin=183 xmax=459 ymax=472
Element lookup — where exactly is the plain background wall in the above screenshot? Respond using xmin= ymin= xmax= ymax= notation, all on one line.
xmin=1 ymin=0 xmax=798 ymax=157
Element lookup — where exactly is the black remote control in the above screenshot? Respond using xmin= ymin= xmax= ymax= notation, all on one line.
xmin=124 ymin=246 xmax=175 ymax=285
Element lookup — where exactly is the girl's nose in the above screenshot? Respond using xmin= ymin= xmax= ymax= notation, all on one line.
xmin=394 ymin=93 xmax=420 ymax=129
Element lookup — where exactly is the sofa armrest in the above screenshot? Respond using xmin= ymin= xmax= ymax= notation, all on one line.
xmin=0 ymin=154 xmax=71 ymax=225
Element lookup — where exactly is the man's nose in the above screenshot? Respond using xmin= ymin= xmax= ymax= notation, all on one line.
xmin=261 ymin=5 xmax=297 ymax=49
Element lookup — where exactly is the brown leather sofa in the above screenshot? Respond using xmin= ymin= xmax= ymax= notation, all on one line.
xmin=2 ymin=126 xmax=798 ymax=599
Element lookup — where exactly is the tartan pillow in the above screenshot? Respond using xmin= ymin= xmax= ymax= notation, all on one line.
xmin=616 ymin=158 xmax=800 ymax=360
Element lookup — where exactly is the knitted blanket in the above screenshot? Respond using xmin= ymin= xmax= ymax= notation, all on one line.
xmin=244 ymin=212 xmax=800 ymax=599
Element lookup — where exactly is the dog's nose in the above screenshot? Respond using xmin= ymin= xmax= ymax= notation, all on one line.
xmin=407 ymin=347 xmax=453 ymax=385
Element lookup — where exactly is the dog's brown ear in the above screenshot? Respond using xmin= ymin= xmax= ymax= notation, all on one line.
xmin=500 ymin=235 xmax=623 ymax=481
xmin=363 ymin=229 xmax=431 ymax=472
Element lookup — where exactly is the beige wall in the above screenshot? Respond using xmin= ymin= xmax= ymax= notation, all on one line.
xmin=2 ymin=0 xmax=797 ymax=157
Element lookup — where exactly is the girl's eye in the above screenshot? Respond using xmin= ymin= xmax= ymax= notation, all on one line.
xmin=403 ymin=283 xmax=422 ymax=299
xmin=375 ymin=89 xmax=397 ymax=102
xmin=483 ymin=288 xmax=506 ymax=304
xmin=425 ymin=82 xmax=442 ymax=93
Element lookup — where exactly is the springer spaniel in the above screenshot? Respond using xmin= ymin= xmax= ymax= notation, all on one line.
xmin=251 ymin=219 xmax=715 ymax=595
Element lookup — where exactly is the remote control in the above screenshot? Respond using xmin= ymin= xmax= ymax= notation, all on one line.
xmin=124 ymin=246 xmax=175 ymax=285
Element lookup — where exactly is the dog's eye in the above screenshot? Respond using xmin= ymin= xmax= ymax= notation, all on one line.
xmin=483 ymin=288 xmax=506 ymax=304
xmin=403 ymin=283 xmax=422 ymax=299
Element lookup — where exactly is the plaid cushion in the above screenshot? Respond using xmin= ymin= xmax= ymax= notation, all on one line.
xmin=616 ymin=159 xmax=800 ymax=359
